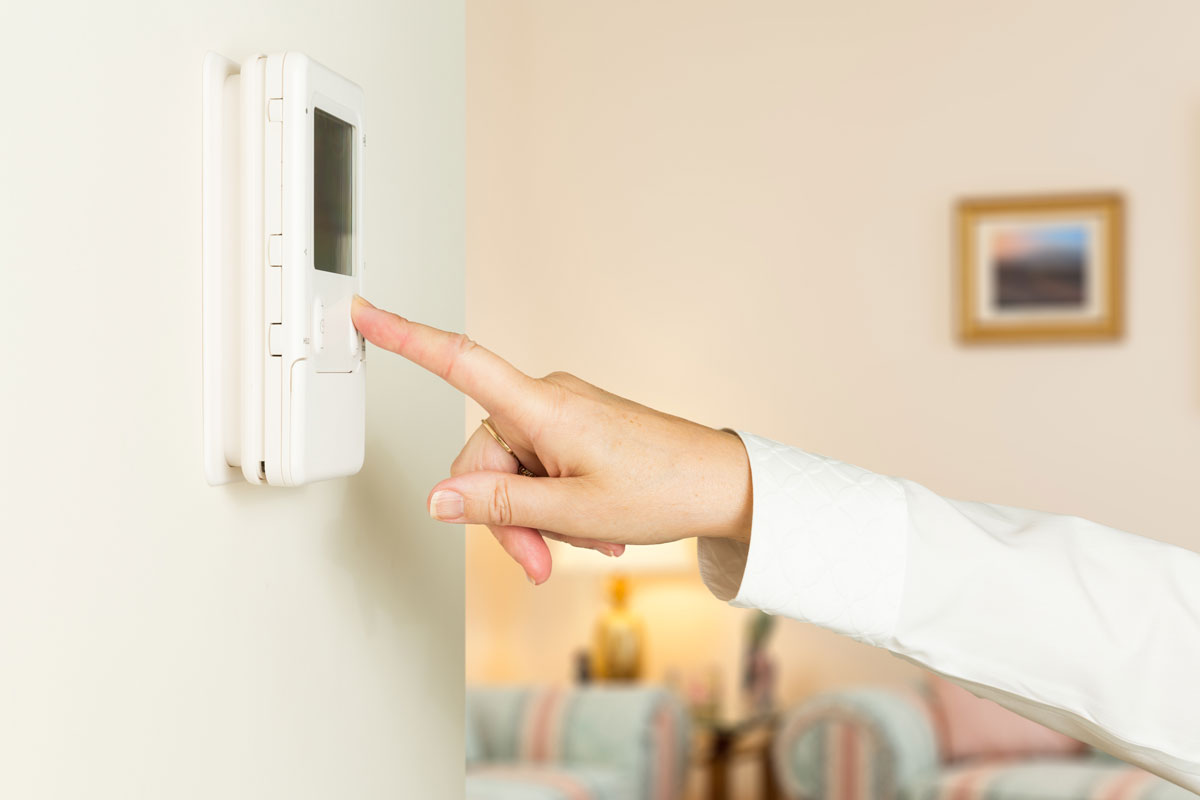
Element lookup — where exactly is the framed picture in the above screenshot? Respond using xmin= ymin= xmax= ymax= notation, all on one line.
xmin=956 ymin=192 xmax=1124 ymax=342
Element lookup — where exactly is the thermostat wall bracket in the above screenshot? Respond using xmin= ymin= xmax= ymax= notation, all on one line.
xmin=202 ymin=52 xmax=245 ymax=486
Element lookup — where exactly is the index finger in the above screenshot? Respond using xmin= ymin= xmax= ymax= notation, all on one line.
xmin=352 ymin=296 xmax=541 ymax=417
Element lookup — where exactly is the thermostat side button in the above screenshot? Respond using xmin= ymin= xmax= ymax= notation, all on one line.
xmin=268 ymin=323 xmax=283 ymax=357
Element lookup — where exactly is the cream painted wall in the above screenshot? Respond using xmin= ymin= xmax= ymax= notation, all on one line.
xmin=0 ymin=2 xmax=463 ymax=797
xmin=466 ymin=0 xmax=1200 ymax=718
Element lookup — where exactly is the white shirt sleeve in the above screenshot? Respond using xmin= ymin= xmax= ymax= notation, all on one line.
xmin=698 ymin=431 xmax=1200 ymax=793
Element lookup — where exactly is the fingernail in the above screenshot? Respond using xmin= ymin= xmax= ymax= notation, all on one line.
xmin=429 ymin=490 xmax=464 ymax=521
xmin=527 ymin=574 xmax=537 ymax=586
xmin=352 ymin=295 xmax=375 ymax=310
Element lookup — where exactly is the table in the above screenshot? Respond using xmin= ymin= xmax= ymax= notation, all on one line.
xmin=692 ymin=711 xmax=782 ymax=800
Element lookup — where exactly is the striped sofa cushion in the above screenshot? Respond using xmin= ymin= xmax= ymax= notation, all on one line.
xmin=902 ymin=760 xmax=1198 ymax=800
xmin=468 ymin=686 xmax=688 ymax=800
xmin=517 ymin=687 xmax=685 ymax=800
xmin=518 ymin=689 xmax=571 ymax=763
xmin=773 ymin=687 xmax=1197 ymax=800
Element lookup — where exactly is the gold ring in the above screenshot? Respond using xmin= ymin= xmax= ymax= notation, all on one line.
xmin=481 ymin=418 xmax=535 ymax=477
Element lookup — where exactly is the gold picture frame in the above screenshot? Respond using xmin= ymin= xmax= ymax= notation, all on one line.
xmin=957 ymin=192 xmax=1124 ymax=343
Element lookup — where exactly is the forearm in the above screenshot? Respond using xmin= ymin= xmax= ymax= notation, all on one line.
xmin=700 ymin=431 xmax=1200 ymax=792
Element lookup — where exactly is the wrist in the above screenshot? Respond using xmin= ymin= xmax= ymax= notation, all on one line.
xmin=714 ymin=428 xmax=753 ymax=545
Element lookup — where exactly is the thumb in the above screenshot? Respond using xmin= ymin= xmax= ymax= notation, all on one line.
xmin=426 ymin=471 xmax=589 ymax=533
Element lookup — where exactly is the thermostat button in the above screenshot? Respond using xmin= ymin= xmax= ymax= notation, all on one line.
xmin=268 ymin=323 xmax=283 ymax=357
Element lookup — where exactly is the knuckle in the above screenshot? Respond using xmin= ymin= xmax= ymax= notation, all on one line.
xmin=455 ymin=331 xmax=478 ymax=355
xmin=541 ymin=370 xmax=600 ymax=402
xmin=443 ymin=333 xmax=479 ymax=381
xmin=540 ymin=371 xmax=580 ymax=409
xmin=489 ymin=478 xmax=514 ymax=526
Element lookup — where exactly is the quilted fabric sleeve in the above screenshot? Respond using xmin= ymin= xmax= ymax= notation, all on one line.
xmin=697 ymin=431 xmax=1200 ymax=794
xmin=698 ymin=431 xmax=910 ymax=648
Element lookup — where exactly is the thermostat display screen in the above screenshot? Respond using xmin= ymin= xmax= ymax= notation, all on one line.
xmin=314 ymin=108 xmax=354 ymax=275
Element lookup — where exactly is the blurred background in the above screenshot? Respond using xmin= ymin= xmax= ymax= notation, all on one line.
xmin=464 ymin=1 xmax=1200 ymax=798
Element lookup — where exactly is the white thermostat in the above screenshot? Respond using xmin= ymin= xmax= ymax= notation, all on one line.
xmin=202 ymin=52 xmax=366 ymax=486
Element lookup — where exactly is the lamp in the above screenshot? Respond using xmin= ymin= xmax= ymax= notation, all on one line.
xmin=547 ymin=537 xmax=696 ymax=682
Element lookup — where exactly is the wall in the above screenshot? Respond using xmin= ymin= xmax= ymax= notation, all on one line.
xmin=0 ymin=2 xmax=463 ymax=797
xmin=466 ymin=0 xmax=1200 ymax=718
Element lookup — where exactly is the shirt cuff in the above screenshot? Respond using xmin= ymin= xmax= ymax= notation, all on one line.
xmin=696 ymin=536 xmax=750 ymax=602
xmin=696 ymin=431 xmax=911 ymax=648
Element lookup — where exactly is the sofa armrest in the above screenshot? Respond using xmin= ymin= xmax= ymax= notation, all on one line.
xmin=772 ymin=688 xmax=939 ymax=800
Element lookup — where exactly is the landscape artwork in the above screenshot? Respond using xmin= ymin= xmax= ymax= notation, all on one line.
xmin=957 ymin=194 xmax=1123 ymax=342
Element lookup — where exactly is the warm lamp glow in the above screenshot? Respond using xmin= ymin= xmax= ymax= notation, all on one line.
xmin=547 ymin=537 xmax=697 ymax=575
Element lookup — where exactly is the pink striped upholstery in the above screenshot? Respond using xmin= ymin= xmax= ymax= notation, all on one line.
xmin=519 ymin=688 xmax=569 ymax=764
xmin=513 ymin=687 xmax=684 ymax=799
xmin=468 ymin=685 xmax=688 ymax=800
xmin=937 ymin=762 xmax=1015 ymax=800
xmin=651 ymin=702 xmax=678 ymax=800
xmin=774 ymin=689 xmax=936 ymax=800
xmin=772 ymin=687 xmax=1195 ymax=800
xmin=832 ymin=717 xmax=882 ymax=800
xmin=912 ymin=762 xmax=1181 ymax=800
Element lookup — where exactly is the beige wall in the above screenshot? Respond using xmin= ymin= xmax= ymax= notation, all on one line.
xmin=466 ymin=0 xmax=1200 ymax=716
xmin=0 ymin=2 xmax=463 ymax=797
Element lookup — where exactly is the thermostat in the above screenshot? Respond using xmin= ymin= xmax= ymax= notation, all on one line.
xmin=202 ymin=52 xmax=366 ymax=486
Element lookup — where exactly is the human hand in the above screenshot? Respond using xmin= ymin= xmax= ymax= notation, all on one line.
xmin=351 ymin=296 xmax=752 ymax=584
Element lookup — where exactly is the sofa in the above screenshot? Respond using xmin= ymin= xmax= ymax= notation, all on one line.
xmin=466 ymin=685 xmax=690 ymax=800
xmin=771 ymin=679 xmax=1196 ymax=800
